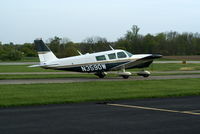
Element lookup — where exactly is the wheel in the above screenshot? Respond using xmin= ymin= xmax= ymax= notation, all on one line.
xmin=98 ymin=74 xmax=105 ymax=78
xmin=95 ymin=72 xmax=106 ymax=78
xmin=142 ymin=74 xmax=150 ymax=77
xmin=122 ymin=75 xmax=130 ymax=79
xmin=137 ymin=70 xmax=150 ymax=77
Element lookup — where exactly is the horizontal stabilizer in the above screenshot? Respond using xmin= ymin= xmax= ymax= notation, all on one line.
xmin=28 ymin=64 xmax=45 ymax=68
xmin=29 ymin=63 xmax=59 ymax=68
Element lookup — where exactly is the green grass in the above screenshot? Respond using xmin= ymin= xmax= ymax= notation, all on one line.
xmin=151 ymin=72 xmax=200 ymax=76
xmin=0 ymin=74 xmax=96 ymax=80
xmin=1 ymin=72 xmax=200 ymax=80
xmin=129 ymin=63 xmax=200 ymax=71
xmin=0 ymin=65 xmax=59 ymax=72
xmin=155 ymin=58 xmax=200 ymax=61
xmin=155 ymin=58 xmax=179 ymax=61
xmin=0 ymin=63 xmax=199 ymax=80
xmin=0 ymin=57 xmax=39 ymax=62
xmin=19 ymin=57 xmax=39 ymax=62
xmin=0 ymin=63 xmax=200 ymax=73
xmin=0 ymin=79 xmax=200 ymax=107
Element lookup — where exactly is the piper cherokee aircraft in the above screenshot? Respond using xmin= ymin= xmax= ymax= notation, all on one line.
xmin=30 ymin=39 xmax=162 ymax=79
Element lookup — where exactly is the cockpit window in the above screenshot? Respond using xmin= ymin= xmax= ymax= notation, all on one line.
xmin=108 ymin=53 xmax=116 ymax=60
xmin=117 ymin=52 xmax=127 ymax=58
xmin=125 ymin=51 xmax=133 ymax=57
xmin=96 ymin=55 xmax=106 ymax=61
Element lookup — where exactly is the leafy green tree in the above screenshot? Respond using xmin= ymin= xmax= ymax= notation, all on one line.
xmin=81 ymin=36 xmax=110 ymax=53
xmin=0 ymin=49 xmax=22 ymax=61
xmin=48 ymin=36 xmax=61 ymax=55
xmin=1 ymin=25 xmax=200 ymax=61
xmin=121 ymin=25 xmax=143 ymax=53
xmin=125 ymin=25 xmax=140 ymax=41
xmin=19 ymin=43 xmax=37 ymax=57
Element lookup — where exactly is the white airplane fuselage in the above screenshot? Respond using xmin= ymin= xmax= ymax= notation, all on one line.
xmin=31 ymin=39 xmax=162 ymax=78
xmin=41 ymin=50 xmax=154 ymax=72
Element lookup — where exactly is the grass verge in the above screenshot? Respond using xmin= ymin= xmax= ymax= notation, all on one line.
xmin=0 ymin=73 xmax=200 ymax=80
xmin=0 ymin=63 xmax=200 ymax=73
xmin=0 ymin=57 xmax=39 ymax=62
xmin=141 ymin=63 xmax=200 ymax=71
xmin=0 ymin=74 xmax=96 ymax=80
xmin=0 ymin=65 xmax=59 ymax=72
xmin=0 ymin=78 xmax=200 ymax=107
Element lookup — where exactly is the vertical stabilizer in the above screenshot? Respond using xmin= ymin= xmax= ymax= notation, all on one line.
xmin=34 ymin=39 xmax=58 ymax=63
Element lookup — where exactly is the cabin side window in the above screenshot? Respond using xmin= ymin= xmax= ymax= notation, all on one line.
xmin=108 ymin=53 xmax=116 ymax=60
xmin=117 ymin=52 xmax=127 ymax=58
xmin=96 ymin=55 xmax=106 ymax=61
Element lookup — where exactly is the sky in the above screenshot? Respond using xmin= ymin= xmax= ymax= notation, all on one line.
xmin=0 ymin=0 xmax=200 ymax=44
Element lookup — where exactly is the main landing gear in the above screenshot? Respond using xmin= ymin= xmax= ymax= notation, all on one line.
xmin=95 ymin=72 xmax=107 ymax=78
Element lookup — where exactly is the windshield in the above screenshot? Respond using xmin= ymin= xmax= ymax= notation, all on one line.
xmin=125 ymin=51 xmax=133 ymax=57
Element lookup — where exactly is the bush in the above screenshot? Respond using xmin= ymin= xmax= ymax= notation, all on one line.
xmin=0 ymin=50 xmax=23 ymax=61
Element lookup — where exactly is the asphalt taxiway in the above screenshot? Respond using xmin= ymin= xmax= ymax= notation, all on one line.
xmin=0 ymin=70 xmax=200 ymax=75
xmin=0 ymin=96 xmax=200 ymax=134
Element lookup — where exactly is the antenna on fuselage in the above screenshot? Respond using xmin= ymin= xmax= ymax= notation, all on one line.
xmin=77 ymin=50 xmax=82 ymax=55
xmin=109 ymin=45 xmax=114 ymax=50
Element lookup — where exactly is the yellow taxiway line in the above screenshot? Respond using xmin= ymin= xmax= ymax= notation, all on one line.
xmin=107 ymin=103 xmax=200 ymax=116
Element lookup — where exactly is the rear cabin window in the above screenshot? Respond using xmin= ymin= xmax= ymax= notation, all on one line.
xmin=108 ymin=53 xmax=116 ymax=60
xmin=96 ymin=55 xmax=106 ymax=61
xmin=117 ymin=52 xmax=127 ymax=58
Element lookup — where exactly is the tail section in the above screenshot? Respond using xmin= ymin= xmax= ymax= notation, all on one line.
xmin=34 ymin=39 xmax=58 ymax=63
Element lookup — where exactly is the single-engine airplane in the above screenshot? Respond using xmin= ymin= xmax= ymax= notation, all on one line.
xmin=30 ymin=39 xmax=162 ymax=79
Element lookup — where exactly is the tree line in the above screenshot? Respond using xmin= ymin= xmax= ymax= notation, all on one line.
xmin=1 ymin=25 xmax=200 ymax=61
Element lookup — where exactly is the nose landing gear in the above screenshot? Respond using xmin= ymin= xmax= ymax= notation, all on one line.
xmin=118 ymin=68 xmax=132 ymax=79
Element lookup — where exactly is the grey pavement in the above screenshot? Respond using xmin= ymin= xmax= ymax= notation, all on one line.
xmin=0 ymin=96 xmax=200 ymax=134
xmin=0 ymin=70 xmax=200 ymax=75
xmin=0 ymin=74 xmax=200 ymax=84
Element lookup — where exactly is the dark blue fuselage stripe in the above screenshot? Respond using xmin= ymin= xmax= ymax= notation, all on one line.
xmin=54 ymin=61 xmax=128 ymax=72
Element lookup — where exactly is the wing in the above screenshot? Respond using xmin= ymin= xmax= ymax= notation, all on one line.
xmin=111 ymin=54 xmax=162 ymax=70
xmin=29 ymin=63 xmax=59 ymax=68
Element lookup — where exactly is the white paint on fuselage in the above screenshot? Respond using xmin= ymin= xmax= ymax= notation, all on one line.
xmin=44 ymin=49 xmax=152 ymax=68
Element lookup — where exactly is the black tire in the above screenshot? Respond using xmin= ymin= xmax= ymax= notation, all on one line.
xmin=98 ymin=74 xmax=105 ymax=78
xmin=122 ymin=75 xmax=129 ymax=79
xmin=95 ymin=72 xmax=106 ymax=78
xmin=142 ymin=74 xmax=150 ymax=77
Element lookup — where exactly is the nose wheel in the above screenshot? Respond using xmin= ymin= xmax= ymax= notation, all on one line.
xmin=121 ymin=75 xmax=130 ymax=79
xmin=118 ymin=68 xmax=132 ymax=79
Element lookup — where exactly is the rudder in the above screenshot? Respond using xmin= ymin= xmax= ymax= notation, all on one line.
xmin=34 ymin=39 xmax=58 ymax=63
